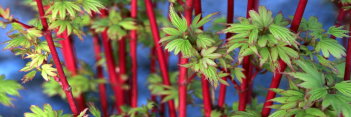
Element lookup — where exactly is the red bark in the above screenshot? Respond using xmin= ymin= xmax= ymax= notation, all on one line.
xmin=218 ymin=0 xmax=234 ymax=108
xmin=144 ymin=0 xmax=176 ymax=116
xmin=239 ymin=0 xmax=257 ymax=111
xmin=201 ymin=75 xmax=213 ymax=117
xmin=178 ymin=0 xmax=194 ymax=117
xmin=99 ymin=10 xmax=126 ymax=113
xmin=92 ymin=32 xmax=108 ymax=117
xmin=57 ymin=30 xmax=86 ymax=112
xmin=34 ymin=0 xmax=78 ymax=115
xmin=261 ymin=0 xmax=308 ymax=116
xmin=344 ymin=24 xmax=351 ymax=81
xmin=130 ymin=0 xmax=138 ymax=108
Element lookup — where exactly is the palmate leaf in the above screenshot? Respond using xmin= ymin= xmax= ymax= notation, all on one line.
xmin=191 ymin=12 xmax=217 ymax=28
xmin=225 ymin=24 xmax=256 ymax=33
xmin=315 ymin=38 xmax=345 ymax=59
xmin=169 ymin=5 xmax=187 ymax=32
xmin=269 ymin=24 xmax=296 ymax=45
xmin=0 ymin=75 xmax=22 ymax=106
xmin=164 ymin=39 xmax=196 ymax=57
xmin=335 ymin=81 xmax=351 ymax=97
xmin=49 ymin=20 xmax=74 ymax=35
xmin=249 ymin=6 xmax=273 ymax=27
xmin=289 ymin=60 xmax=325 ymax=89
xmin=322 ymin=94 xmax=351 ymax=117
xmin=327 ymin=26 xmax=348 ymax=38
xmin=26 ymin=54 xmax=47 ymax=68
xmin=41 ymin=64 xmax=57 ymax=81
xmin=196 ymin=34 xmax=215 ymax=49
xmin=47 ymin=1 xmax=81 ymax=20
xmin=4 ymin=36 xmax=31 ymax=49
xmin=24 ymin=104 xmax=71 ymax=117
xmin=80 ymin=0 xmax=105 ymax=15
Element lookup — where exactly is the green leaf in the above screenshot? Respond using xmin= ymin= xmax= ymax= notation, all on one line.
xmin=309 ymin=88 xmax=328 ymax=101
xmin=162 ymin=27 xmax=182 ymax=36
xmin=327 ymin=26 xmax=348 ymax=38
xmin=49 ymin=20 xmax=74 ymax=35
xmin=315 ymin=38 xmax=345 ymax=59
xmin=22 ymin=70 xmax=37 ymax=83
xmin=88 ymin=104 xmax=101 ymax=117
xmin=119 ymin=20 xmax=137 ymax=30
xmin=164 ymin=39 xmax=195 ymax=57
xmin=305 ymin=108 xmax=326 ymax=117
xmin=193 ymin=12 xmax=217 ymax=28
xmin=169 ymin=5 xmax=187 ymax=32
xmin=196 ymin=34 xmax=215 ymax=49
xmin=26 ymin=54 xmax=47 ymax=68
xmin=335 ymin=81 xmax=351 ymax=97
xmin=4 ymin=36 xmax=31 ymax=49
xmin=41 ymin=64 xmax=57 ymax=81
xmin=0 ymin=75 xmax=22 ymax=106
xmin=269 ymin=24 xmax=296 ymax=45
xmin=24 ymin=104 xmax=71 ymax=117
xmin=81 ymin=0 xmax=105 ymax=15
xmin=47 ymin=1 xmax=81 ymax=20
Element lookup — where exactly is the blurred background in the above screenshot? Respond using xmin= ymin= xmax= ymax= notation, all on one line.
xmin=0 ymin=0 xmax=339 ymax=116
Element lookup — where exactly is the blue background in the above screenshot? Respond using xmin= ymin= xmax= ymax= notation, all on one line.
xmin=0 ymin=0 xmax=339 ymax=116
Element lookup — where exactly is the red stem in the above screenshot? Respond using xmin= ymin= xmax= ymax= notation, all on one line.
xmin=344 ymin=24 xmax=351 ymax=81
xmin=201 ymin=75 xmax=213 ymax=117
xmin=261 ymin=0 xmax=307 ymax=116
xmin=144 ymin=0 xmax=176 ymax=116
xmin=130 ymin=0 xmax=138 ymax=108
xmin=34 ymin=0 xmax=78 ymax=115
xmin=92 ymin=32 xmax=108 ymax=117
xmin=239 ymin=0 xmax=257 ymax=111
xmin=118 ymin=37 xmax=128 ymax=103
xmin=57 ymin=30 xmax=86 ymax=112
xmin=218 ymin=0 xmax=234 ymax=109
xmin=178 ymin=0 xmax=194 ymax=117
xmin=193 ymin=0 xmax=213 ymax=116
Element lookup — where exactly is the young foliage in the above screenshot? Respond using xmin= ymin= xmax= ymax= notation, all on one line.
xmin=225 ymin=6 xmax=298 ymax=70
xmin=0 ymin=75 xmax=23 ymax=106
xmin=24 ymin=104 xmax=71 ymax=117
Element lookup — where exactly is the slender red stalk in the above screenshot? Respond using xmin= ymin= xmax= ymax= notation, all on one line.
xmin=239 ymin=0 xmax=256 ymax=111
xmin=34 ymin=0 xmax=78 ymax=115
xmin=261 ymin=0 xmax=308 ymax=116
xmin=117 ymin=37 xmax=128 ymax=103
xmin=57 ymin=31 xmax=86 ymax=112
xmin=144 ymin=0 xmax=176 ymax=116
xmin=193 ymin=0 xmax=213 ymax=116
xmin=12 ymin=19 xmax=34 ymax=29
xmin=100 ymin=10 xmax=125 ymax=113
xmin=201 ymin=75 xmax=213 ymax=117
xmin=91 ymin=32 xmax=108 ymax=117
xmin=344 ymin=24 xmax=351 ymax=81
xmin=130 ymin=0 xmax=138 ymax=108
xmin=218 ymin=0 xmax=234 ymax=108
xmin=178 ymin=0 xmax=194 ymax=117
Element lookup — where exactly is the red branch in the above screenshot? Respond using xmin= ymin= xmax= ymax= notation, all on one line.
xmin=218 ymin=0 xmax=234 ymax=109
xmin=201 ymin=75 xmax=213 ymax=117
xmin=34 ymin=0 xmax=78 ymax=115
xmin=100 ymin=10 xmax=125 ymax=113
xmin=92 ymin=31 xmax=108 ymax=117
xmin=118 ymin=37 xmax=127 ymax=104
xmin=178 ymin=0 xmax=194 ymax=117
xmin=144 ymin=0 xmax=176 ymax=116
xmin=57 ymin=30 xmax=86 ymax=112
xmin=193 ymin=0 xmax=213 ymax=116
xmin=261 ymin=0 xmax=308 ymax=116
xmin=130 ymin=0 xmax=138 ymax=108
xmin=344 ymin=24 xmax=351 ymax=80
xmin=239 ymin=0 xmax=258 ymax=111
